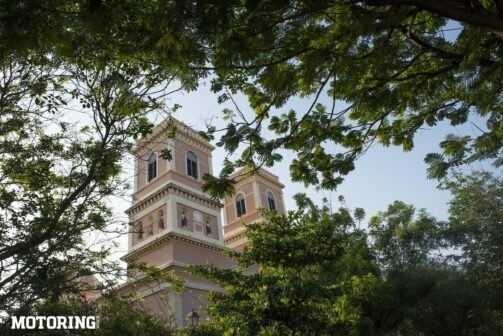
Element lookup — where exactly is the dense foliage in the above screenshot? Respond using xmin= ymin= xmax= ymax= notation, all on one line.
xmin=0 ymin=1 xmax=501 ymax=334
xmin=195 ymin=0 xmax=503 ymax=195
xmin=0 ymin=1 xmax=500 ymax=196
xmin=192 ymin=171 xmax=503 ymax=335
xmin=0 ymin=51 xmax=178 ymax=314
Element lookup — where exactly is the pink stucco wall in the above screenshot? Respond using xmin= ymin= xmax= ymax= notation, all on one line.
xmin=223 ymin=211 xmax=262 ymax=234
xmin=128 ymin=239 xmax=234 ymax=274
xmin=133 ymin=139 xmax=212 ymax=200
xmin=173 ymin=139 xmax=210 ymax=179
xmin=135 ymin=243 xmax=174 ymax=267
xmin=182 ymin=288 xmax=209 ymax=325
xmin=136 ymin=289 xmax=173 ymax=323
xmin=172 ymin=241 xmax=234 ymax=268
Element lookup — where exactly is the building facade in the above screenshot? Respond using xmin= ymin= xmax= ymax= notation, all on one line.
xmin=119 ymin=118 xmax=285 ymax=327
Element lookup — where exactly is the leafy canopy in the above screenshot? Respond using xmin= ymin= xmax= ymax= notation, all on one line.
xmin=193 ymin=0 xmax=503 ymax=195
xmin=0 ymin=1 xmax=501 ymax=195
xmin=0 ymin=50 xmax=179 ymax=315
xmin=192 ymin=172 xmax=503 ymax=336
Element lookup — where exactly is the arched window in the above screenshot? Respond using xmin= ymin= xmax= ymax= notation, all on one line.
xmin=158 ymin=210 xmax=164 ymax=230
xmin=147 ymin=216 xmax=154 ymax=236
xmin=186 ymin=151 xmax=198 ymax=179
xmin=236 ymin=194 xmax=246 ymax=217
xmin=136 ymin=222 xmax=143 ymax=240
xmin=267 ymin=191 xmax=276 ymax=211
xmin=147 ymin=153 xmax=157 ymax=182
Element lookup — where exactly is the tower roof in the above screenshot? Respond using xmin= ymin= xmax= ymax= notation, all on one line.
xmin=131 ymin=116 xmax=215 ymax=156
xmin=229 ymin=166 xmax=285 ymax=189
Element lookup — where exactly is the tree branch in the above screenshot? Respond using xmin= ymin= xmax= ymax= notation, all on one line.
xmin=363 ymin=0 xmax=503 ymax=37
xmin=400 ymin=26 xmax=496 ymax=67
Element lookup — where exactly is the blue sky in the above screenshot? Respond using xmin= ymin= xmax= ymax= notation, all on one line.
xmin=107 ymin=69 xmax=493 ymax=265
xmin=136 ymin=79 xmax=492 ymax=224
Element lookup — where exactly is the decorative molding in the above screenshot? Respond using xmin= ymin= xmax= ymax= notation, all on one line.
xmin=224 ymin=230 xmax=247 ymax=244
xmin=132 ymin=117 xmax=215 ymax=156
xmin=231 ymin=167 xmax=285 ymax=190
xmin=126 ymin=182 xmax=222 ymax=217
xmin=176 ymin=132 xmax=213 ymax=155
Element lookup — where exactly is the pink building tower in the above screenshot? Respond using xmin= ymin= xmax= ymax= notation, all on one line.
xmin=119 ymin=118 xmax=285 ymax=327
xmin=223 ymin=167 xmax=286 ymax=251
xmin=120 ymin=118 xmax=232 ymax=327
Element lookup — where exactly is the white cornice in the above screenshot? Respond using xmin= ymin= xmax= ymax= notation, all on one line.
xmin=126 ymin=182 xmax=223 ymax=216
xmin=230 ymin=167 xmax=285 ymax=189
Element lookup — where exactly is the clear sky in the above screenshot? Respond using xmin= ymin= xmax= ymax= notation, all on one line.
xmin=161 ymin=80 xmax=491 ymax=219
xmin=106 ymin=76 xmax=492 ymax=262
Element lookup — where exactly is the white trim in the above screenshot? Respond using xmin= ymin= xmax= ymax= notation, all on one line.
xmin=128 ymin=222 xmax=133 ymax=250
xmin=168 ymin=178 xmax=211 ymax=199
xmin=166 ymin=138 xmax=175 ymax=172
xmin=225 ymin=235 xmax=249 ymax=250
xmin=130 ymin=200 xmax=169 ymax=252
xmin=130 ymin=197 xmax=169 ymax=222
xmin=170 ymin=292 xmax=183 ymax=328
xmin=222 ymin=200 xmax=228 ymax=228
xmin=133 ymin=158 xmax=138 ymax=192
xmin=174 ymin=128 xmax=214 ymax=154
xmin=134 ymin=220 xmax=144 ymax=242
xmin=280 ymin=190 xmax=286 ymax=213
xmin=131 ymin=174 xmax=212 ymax=211
xmin=224 ymin=225 xmax=247 ymax=238
xmin=208 ymin=153 xmax=213 ymax=175
xmin=253 ymin=180 xmax=261 ymax=208
xmin=157 ymin=207 xmax=165 ymax=232
xmin=172 ymin=194 xmax=220 ymax=217
xmin=169 ymin=195 xmax=177 ymax=232
xmin=130 ymin=276 xmax=223 ymax=299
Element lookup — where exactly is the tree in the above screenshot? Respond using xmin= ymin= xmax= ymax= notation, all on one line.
xmin=0 ymin=51 xmax=179 ymax=315
xmin=192 ymin=198 xmax=382 ymax=335
xmin=1 ymin=1 xmax=501 ymax=196
xmin=192 ymin=0 xmax=503 ymax=195
xmin=442 ymin=171 xmax=503 ymax=292
xmin=192 ymin=175 xmax=503 ymax=335
xmin=369 ymin=201 xmax=445 ymax=274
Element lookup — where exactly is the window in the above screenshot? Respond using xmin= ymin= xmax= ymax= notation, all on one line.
xmin=158 ymin=210 xmax=164 ymax=230
xmin=136 ymin=222 xmax=143 ymax=240
xmin=147 ymin=216 xmax=154 ymax=236
xmin=236 ymin=194 xmax=246 ymax=217
xmin=147 ymin=153 xmax=157 ymax=182
xmin=186 ymin=151 xmax=198 ymax=179
xmin=267 ymin=191 xmax=276 ymax=211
